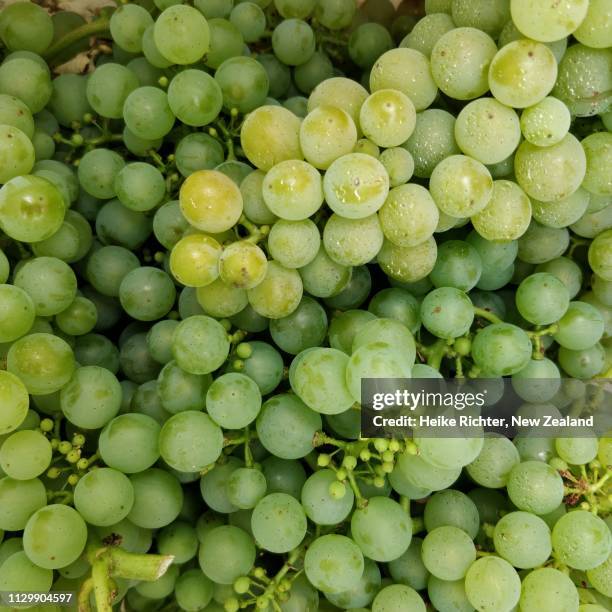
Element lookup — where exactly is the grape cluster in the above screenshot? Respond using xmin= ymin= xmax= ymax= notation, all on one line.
xmin=0 ymin=0 xmax=611 ymax=611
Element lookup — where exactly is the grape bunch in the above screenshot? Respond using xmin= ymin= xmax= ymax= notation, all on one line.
xmin=0 ymin=0 xmax=611 ymax=611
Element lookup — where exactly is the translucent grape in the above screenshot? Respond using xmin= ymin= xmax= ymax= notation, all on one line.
xmin=573 ymin=0 xmax=612 ymax=48
xmin=247 ymin=260 xmax=303 ymax=319
xmin=555 ymin=434 xmax=599 ymax=465
xmin=167 ymin=69 xmax=223 ymax=127
xmin=114 ymin=162 xmax=166 ymax=213
xmin=226 ymin=467 xmax=266 ymax=510
xmin=198 ymin=526 xmax=255 ymax=584
xmin=520 ymin=97 xmax=571 ymax=147
xmin=401 ymin=13 xmax=455 ymax=57
xmin=372 ymin=584 xmax=426 ymax=612
xmin=196 ymin=278 xmax=248 ymax=318
xmin=109 ymin=4 xmax=152 ymax=53
xmin=510 ymin=0 xmax=589 ymax=42
xmin=0 ymin=58 xmax=52 ymax=114
xmin=494 ymin=511 xmax=552 ymax=569
xmin=307 ymin=77 xmax=368 ymax=127
xmin=588 ymin=229 xmax=612 ymax=281
xmin=0 ymin=2 xmax=54 ymax=54
xmin=464 ymin=556 xmax=521 ymax=612
xmin=123 ymin=86 xmax=175 ymax=141
xmin=396 ymin=452 xmax=461 ymax=492
xmin=532 ymin=188 xmax=590 ymax=229
xmin=420 ymin=287 xmax=474 ymax=339
xmin=269 ymin=296 xmax=327 ymax=354
xmin=169 ymin=234 xmax=221 ymax=288
xmin=515 ymin=272 xmax=570 ymax=325
xmin=359 ymin=89 xmax=416 ymax=148
xmin=421 ymin=526 xmax=476 ymax=581
xmin=507 ymin=460 xmax=564 ymax=515
xmin=119 ymin=266 xmax=176 ymax=322
xmin=0 ymin=476 xmax=47 ymax=532
xmin=427 ymin=576 xmax=472 ymax=612
xmin=251 ymin=492 xmax=306 ymax=553
xmin=301 ymin=469 xmax=354 ymax=525
xmin=172 ymin=316 xmax=229 ymax=375
xmin=128 ymin=468 xmax=183 ymax=529
xmin=267 ymin=219 xmax=320 ymax=268
xmin=378 ymin=236 xmax=438 ymax=283
xmin=553 ymin=301 xmax=605 ymax=350
xmin=272 ymin=19 xmax=315 ymax=66
xmin=519 ymin=567 xmax=580 ymax=612
xmin=323 ymin=214 xmax=383 ymax=266
xmin=518 ymin=221 xmax=570 ymax=264
xmin=215 ymin=57 xmax=269 ymax=113
xmin=230 ymin=3 xmax=266 ymax=42
xmin=154 ymin=5 xmax=210 ymax=65
xmin=86 ymin=62 xmax=139 ymax=120
xmin=471 ymin=323 xmax=532 ymax=376
xmin=581 ymin=132 xmax=612 ymax=197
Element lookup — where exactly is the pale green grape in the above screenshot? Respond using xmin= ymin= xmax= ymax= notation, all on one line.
xmin=427 ymin=576 xmax=472 ymax=612
xmin=206 ymin=373 xmax=261 ymax=430
xmin=226 ymin=467 xmax=266 ymax=510
xmin=268 ymin=219 xmax=320 ymax=269
xmin=204 ymin=18 xmax=244 ymax=70
xmin=299 ymin=245 xmax=351 ymax=298
xmin=532 ymin=188 xmax=590 ymax=229
xmin=510 ymin=0 xmax=589 ymax=42
xmin=240 ymin=105 xmax=302 ymax=171
xmin=215 ymin=57 xmax=269 ymax=113
xmin=251 ymin=492 xmax=306 ymax=553
xmin=554 ymin=301 xmax=605 ymax=350
xmin=372 ymin=584 xmax=426 ymax=612
xmin=294 ymin=53 xmax=334 ymax=96
xmin=511 ymin=358 xmax=561 ymax=403
xmin=367 ymin=288 xmax=420 ymax=333
xmin=323 ymin=153 xmax=389 ymax=219
xmin=119 ymin=266 xmax=176 ymax=322
xmin=507 ymin=460 xmax=564 ymax=515
xmin=86 ymin=246 xmax=139 ymax=298
xmin=128 ymin=468 xmax=183 ymax=529
xmin=230 ymin=3 xmax=266 ymax=42
xmin=262 ymin=160 xmax=323 ymax=220
xmin=451 ymin=0 xmax=509 ymax=37
xmin=328 ymin=310 xmax=376 ymax=354
xmin=0 ymin=477 xmax=47 ymax=531
xmin=239 ymin=170 xmax=277 ymax=225
xmin=304 ymin=534 xmax=364 ymax=594
xmin=78 ymin=148 xmax=125 ymax=200
xmin=471 ymin=323 xmax=532 ymax=376
xmin=324 ymin=265 xmax=371 ymax=311
xmin=269 ymin=296 xmax=327 ymax=354
xmin=326 ymin=557 xmax=380 ymax=609
xmin=518 ymin=221 xmax=570 ymax=264
xmin=493 ymin=511 xmax=552 ymax=569
xmin=99 ymin=413 xmax=161 ymax=473
xmin=519 ymin=567 xmax=580 ymax=612
xmin=73 ymin=468 xmax=134 ymax=527
xmin=123 ymin=86 xmax=175 ymax=141
xmin=157 ymin=360 xmax=210 ymax=414
xmin=515 ymin=272 xmax=570 ymax=325
xmin=0 ymin=125 xmax=34 ymax=183
xmin=301 ymin=469 xmax=354 ymax=525
xmin=359 ymin=89 xmax=416 ymax=148
xmin=396 ymin=452 xmax=461 ymax=492
xmin=572 ymin=204 xmax=612 ymax=239
xmin=196 ymin=278 xmax=248 ymax=318
xmin=307 ymin=77 xmax=368 ymax=128
xmin=430 ymin=155 xmax=493 ymax=217
xmin=582 ymin=132 xmax=612 ymax=197
xmin=0 ymin=285 xmax=35 ymax=344
xmin=464 ymin=556 xmax=521 ymax=612
xmin=272 ymin=19 xmax=315 ymax=66
xmin=430 ymin=240 xmax=482 ymax=291
xmin=114 ymin=162 xmax=165 ymax=212
xmin=159 ymin=411 xmax=223 ymax=473
xmin=23 ymin=504 xmax=87 ymax=569
xmin=573 ymin=0 xmax=612 ymax=48
xmin=200 ymin=457 xmax=243 ymax=514
xmin=520 ymin=97 xmax=571 ymax=147
xmin=378 ymin=236 xmax=438 ymax=283
xmin=430 ymin=27 xmax=497 ymax=101
xmin=388 ymin=538 xmax=430 ymax=591
xmin=415 ymin=433 xmax=484 ymax=471
xmin=218 ymin=241 xmax=267 ymax=290
xmin=370 ymin=48 xmax=437 ymax=112
xmin=247 ymin=260 xmax=303 ymax=319
xmin=0 ymin=371 xmax=29 ymax=436
xmin=555 ymin=434 xmax=599 ymax=465
xmin=0 ymin=2 xmax=54 ymax=54
xmin=0 ymin=58 xmax=52 ymax=114
xmin=421 ymin=287 xmax=474 ymax=339
xmin=455 ymin=98 xmax=520 ymax=165
xmin=154 ymin=5 xmax=210 ymax=65
xmin=586 ymin=553 xmax=612 ymax=598
xmin=167 ymin=69 xmax=223 ymax=127
xmin=86 ymin=62 xmax=139 ymax=119
xmin=261 ymin=458 xmax=305 ymax=500
xmin=256 ymin=394 xmax=321 ymax=459
xmin=349 ymin=22 xmax=393 ymax=70
xmin=422 ymin=526 xmax=475 ymax=581
xmin=323 ymin=214 xmax=383 ymax=266
xmin=0 ymin=429 xmax=50 ymax=481
xmin=290 ymin=347 xmax=353 ymax=414
xmin=169 ymin=234 xmax=221 ymax=289
xmin=174 ymin=569 xmax=214 ymax=611
xmin=0 ymin=95 xmax=34 ymax=138
xmin=0 ymin=550 xmax=53 ymax=593
xmin=110 ymin=4 xmax=152 ymax=53
xmin=257 ymin=54 xmax=291 ymax=99
xmin=401 ymin=13 xmax=455 ymax=57
xmin=379 ymin=147 xmax=414 ymax=188
xmin=198 ymin=526 xmax=255 ymax=584
xmin=423 ymin=489 xmax=480 ymax=538
xmin=299 ymin=105 xmax=358 ymax=170
xmin=589 ymin=229 xmax=612 ymax=281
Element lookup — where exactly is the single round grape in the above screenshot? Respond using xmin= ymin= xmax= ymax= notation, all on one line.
xmin=430 ymin=27 xmax=497 ymax=101
xmin=256 ymin=393 xmax=321 ymax=460
xmin=0 ymin=125 xmax=34 ymax=184
xmin=85 ymin=62 xmax=139 ymax=120
xmin=510 ymin=0 xmax=589 ymax=42
xmin=206 ymin=372 xmax=261 ymax=430
xmin=215 ymin=56 xmax=269 ymax=113
xmin=421 ymin=526 xmax=476 ymax=581
xmin=0 ymin=284 xmax=35 ymax=344
xmin=119 ymin=266 xmax=176 ymax=322
xmin=0 ymin=476 xmax=47 ymax=532
xmin=511 ymin=357 xmax=561 ymax=403
xmin=154 ymin=5 xmax=210 ymax=65
xmin=520 ymin=96 xmax=571 ymax=148
xmin=268 ymin=219 xmax=320 ymax=269
xmin=372 ymin=584 xmax=426 ymax=612
xmin=397 ymin=452 xmax=461 ymax=492
xmin=127 ymin=468 xmax=183 ymax=529
xmin=379 ymin=147 xmax=414 ymax=188
xmin=582 ymin=132 xmax=612 ymax=197
xmin=532 ymin=188 xmax=591 ymax=229
xmin=123 ymin=86 xmax=175 ymax=141
xmin=218 ymin=241 xmax=267 ymax=291
xmin=349 ymin=22 xmax=393 ymax=70
xmin=370 ymin=48 xmax=437 ymax=112
xmin=359 ymin=89 xmax=416 ymax=148
xmin=196 ymin=277 xmax=248 ymax=318
xmin=519 ymin=567 xmax=580 ymax=612
xmin=269 ymin=296 xmax=327 ymax=355
xmin=423 ymin=489 xmax=480 ymax=538
xmin=239 ymin=170 xmax=277 ymax=225
xmin=307 ymin=77 xmax=368 ymax=127
xmin=167 ymin=69 xmax=223 ymax=127
xmin=471 ymin=323 xmax=532 ymax=376
xmin=230 ymin=3 xmax=266 ymax=42
xmin=251 ymin=492 xmax=306 ymax=553
xmin=455 ymin=98 xmax=521 ymax=165
xmin=0 ymin=94 xmax=34 ymax=138
xmin=114 ymin=162 xmax=165 ymax=213
xmin=553 ymin=301 xmax=605 ymax=350
xmin=203 ymin=18 xmax=244 ymax=70
xmin=464 ymin=556 xmax=521 ymax=612
xmin=516 ymin=272 xmax=570 ymax=325
xmin=387 ymin=538 xmax=430 ymax=591
xmin=401 ymin=12 xmax=455 ymax=57
xmin=378 ymin=236 xmax=438 ymax=283
xmin=272 ymin=19 xmax=315 ymax=66
xmin=172 ymin=315 xmax=229 ymax=375
xmin=169 ymin=234 xmax=222 ymax=288
xmin=109 ymin=4 xmax=152 ymax=53
xmin=174 ymin=569 xmax=213 ymax=611
xmin=301 ymin=469 xmax=354 ymax=525
xmin=427 ymin=576 xmax=472 ymax=612
xmin=518 ymin=221 xmax=570 ymax=264
xmin=247 ymin=260 xmax=302 ymax=319
xmin=0 ymin=370 xmax=29 ymax=437
xmin=198 ymin=526 xmax=256 ymax=585
xmin=0 ymin=58 xmax=52 ymax=114
xmin=588 ymin=229 xmax=612 ymax=281
xmin=507 ymin=460 xmax=564 ymax=515
xmin=226 ymin=467 xmax=266 ymax=510
xmin=180 ymin=170 xmax=243 ymax=234
xmin=573 ymin=0 xmax=612 ymax=47
xmin=0 ymin=2 xmax=54 ymax=53
xmin=421 ymin=287 xmax=474 ymax=339
xmin=494 ymin=511 xmax=552 ymax=569
xmin=451 ymin=0 xmax=509 ymax=37
xmin=323 ymin=214 xmax=383 ymax=266
xmin=0 ymin=429 xmax=51 ymax=481
xmin=555 ymin=434 xmax=599 ymax=465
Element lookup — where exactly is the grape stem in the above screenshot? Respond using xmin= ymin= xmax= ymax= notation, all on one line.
xmin=43 ymin=17 xmax=111 ymax=66
xmin=347 ymin=469 xmax=367 ymax=508
xmin=312 ymin=431 xmax=347 ymax=449
xmin=426 ymin=339 xmax=450 ymax=370
xmin=77 ymin=577 xmax=94 ymax=612
xmin=473 ymin=307 xmax=503 ymax=325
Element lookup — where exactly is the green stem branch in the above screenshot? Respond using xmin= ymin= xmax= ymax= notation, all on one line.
xmin=473 ymin=307 xmax=503 ymax=325
xmin=43 ymin=17 xmax=111 ymax=65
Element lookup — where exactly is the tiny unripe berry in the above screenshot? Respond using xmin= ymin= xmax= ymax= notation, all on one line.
xmin=76 ymin=458 xmax=89 ymax=470
xmin=373 ymin=476 xmax=386 ymax=488
xmin=158 ymin=76 xmax=169 ymax=88
xmin=224 ymin=598 xmax=240 ymax=612
xmin=252 ymin=567 xmax=266 ymax=579
xmin=404 ymin=441 xmax=418 ymax=455
xmin=580 ymin=501 xmax=590 ymax=511
xmin=336 ymin=468 xmax=347 ymax=481
xmin=389 ymin=439 xmax=400 ymax=452
xmin=454 ymin=337 xmax=471 ymax=356
xmin=72 ymin=434 xmax=85 ymax=447
xmin=374 ymin=438 xmax=389 ymax=453
xmin=328 ymin=481 xmax=346 ymax=499
xmin=255 ymin=596 xmax=269 ymax=609
xmin=233 ymin=576 xmax=250 ymax=594
xmin=220 ymin=319 xmax=232 ymax=331
xmin=71 ymin=134 xmax=84 ymax=146
xmin=58 ymin=441 xmax=72 ymax=455
xmin=66 ymin=449 xmax=81 ymax=463
xmin=549 ymin=457 xmax=568 ymax=471
xmin=382 ymin=450 xmax=394 ymax=463
xmin=236 ymin=343 xmax=252 ymax=359
xmin=50 ymin=439 xmax=59 ymax=450
xmin=382 ymin=461 xmax=394 ymax=473
xmin=231 ymin=108 xmax=239 ymax=118
xmin=360 ymin=449 xmax=371 ymax=462
xmin=342 ymin=455 xmax=357 ymax=471
xmin=47 ymin=467 xmax=61 ymax=479
xmin=232 ymin=359 xmax=245 ymax=371
xmin=68 ymin=474 xmax=80 ymax=486
xmin=40 ymin=419 xmax=54 ymax=433
xmin=589 ymin=460 xmax=601 ymax=470
xmin=317 ymin=454 xmax=331 ymax=467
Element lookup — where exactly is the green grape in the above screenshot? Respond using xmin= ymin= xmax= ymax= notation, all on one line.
xmin=451 ymin=0 xmax=509 ymax=36
xmin=290 ymin=347 xmax=354 ymax=414
xmin=511 ymin=358 xmax=561 ymax=403
xmin=196 ymin=278 xmax=248 ymax=318
xmin=352 ymin=319 xmax=417 ymax=365
xmin=307 ymin=76 xmax=368 ymax=128
xmin=304 ymin=534 xmax=364 ymax=594
xmin=261 ymin=458 xmax=304 ymax=502
xmin=414 ymin=433 xmax=484 ymax=471
xmin=268 ymin=219 xmax=320 ymax=269
xmin=328 ymin=310 xmax=376 ymax=354
xmin=269 ymin=296 xmax=327 ymax=355
xmin=215 ymin=160 xmax=253 ymax=185
xmin=109 ymin=4 xmax=152 ymax=53
xmin=215 ymin=57 xmax=269 ymax=113
xmin=0 ymin=477 xmax=47 ymax=531
xmin=370 ymin=48 xmax=437 ymax=112
xmin=0 ymin=2 xmax=54 ymax=53
xmin=515 ymin=134 xmax=586 ymax=203
xmin=379 ymin=147 xmax=414 ymax=188
xmin=401 ymin=13 xmax=455 ymax=57
xmin=294 ymin=52 xmax=334 ymax=95
xmin=123 ymin=86 xmax=175 ymax=141
xmin=0 ymin=284 xmax=35 ymax=344
xmin=142 ymin=23 xmax=173 ymax=69
xmin=0 ymin=58 xmax=52 ymax=114
xmin=323 ymin=153 xmax=389 ymax=219
xmin=274 ymin=0 xmax=316 ymax=18
xmin=120 ymin=331 xmax=161 ymax=383
xmin=201 ymin=18 xmax=242 ymax=70
xmin=0 ymin=550 xmax=53 ymax=593
xmin=582 ymin=132 xmax=612 ymax=197
xmin=257 ymin=54 xmax=291 ymax=100
xmin=172 ymin=316 xmax=230 ymax=375
xmin=206 ymin=373 xmax=261 ymax=429
xmin=226 ymin=467 xmax=266 ymax=510
xmin=74 ymin=333 xmax=120 ymax=374
xmin=170 ymin=234 xmax=222 ymax=288
xmin=420 ymin=287 xmax=474 ymax=339
xmin=7 ymin=333 xmax=75 ymax=395
xmin=464 ymin=556 xmax=521 ymax=612
xmin=154 ymin=5 xmax=210 ymax=65
xmin=119 ymin=266 xmax=176 ymax=322
xmin=367 ymin=289 xmax=420 ymax=334
xmin=378 ymin=236 xmax=438 ymax=283
xmin=48 ymin=73 xmax=92 ymax=127
xmin=195 ymin=0 xmax=234 ymax=18
xmin=555 ymin=434 xmax=599 ymax=465
xmin=573 ymin=0 xmax=612 ymax=48
xmin=515 ymin=272 xmax=570 ymax=325
xmin=175 ymin=569 xmax=214 ymax=611
xmin=518 ymin=221 xmax=570 ymax=264
xmin=78 ymin=148 xmax=125 ymax=200
xmin=592 ymin=274 xmax=612 ymax=306
xmin=0 ymin=95 xmax=34 ymax=141
xmin=167 ymin=70 xmax=223 ymax=127
xmin=85 ymin=62 xmax=139 ymax=119
xmin=532 ymin=188 xmax=590 ymax=229
xmin=571 ymin=205 xmax=612 ymax=239
xmin=31 ymin=129 xmax=54 ymax=161
xmin=520 ymin=97 xmax=571 ymax=147
xmin=322 ymin=214 xmax=383 ymax=266
xmin=587 ymin=552 xmax=612 ymax=598
xmin=430 ymin=240 xmax=482 ymax=292
xmin=427 ymin=576 xmax=472 ymax=612
xmin=589 ymin=229 xmax=612 ymax=281
xmin=0 ymin=371 xmax=29 ymax=436
xmin=200 ymin=457 xmax=243 ymax=514
xmin=326 ymin=557 xmax=380 ymax=609
xmin=157 ymin=360 xmax=210 ymax=414
xmin=125 ymin=56 xmax=164 ymax=88
xmin=73 ymin=468 xmax=134 ymax=527
xmin=430 ymin=27 xmax=497 ymax=101
xmin=493 ymin=511 xmax=552 ymax=569
xmin=239 ymin=170 xmax=277 ymax=225
xmin=554 ymin=301 xmax=605 ymax=350
xmin=114 ymin=162 xmax=166 ymax=212
xmin=230 ymin=3 xmax=266 ymax=42
xmin=251 ymin=492 xmax=306 ymax=553
xmin=272 ymin=19 xmax=315 ymax=66
xmin=519 ymin=567 xmax=580 ymax=612
xmin=86 ymin=246 xmax=140 ymax=298
xmin=0 ymin=125 xmax=34 ymax=183
xmin=0 ymin=429 xmax=52 ymax=480
xmin=99 ymin=413 xmax=161 ymax=473
xmin=128 ymin=468 xmax=183 ymax=529
xmin=247 ymin=260 xmax=303 ymax=319
xmin=23 ymin=504 xmax=87 ymax=569
xmin=423 ymin=490 xmax=479 ymax=539
xmin=454 ymin=98 xmax=520 ymax=165
xmin=359 ymin=89 xmax=416 ymax=148
xmin=507 ymin=460 xmax=564 ymax=515
xmin=256 ymin=394 xmax=321 ymax=459
xmin=159 ymin=411 xmax=223 ymax=472
xmin=510 ymin=0 xmax=589 ymax=42
xmin=471 ymin=323 xmax=532 ymax=376
xmin=429 ymin=155 xmax=493 ymax=218
xmin=421 ymin=526 xmax=476 ymax=581
xmin=301 ymin=469 xmax=354 ymax=525
xmin=60 ymin=365 xmax=121 ymax=429
xmin=0 ymin=174 xmax=65 ymax=243
xmin=396 ymin=451 xmax=461 ymax=492
xmin=372 ymin=584 xmax=426 ymax=612
xmin=198 ymin=525 xmax=255 ymax=584
xmin=387 ymin=538 xmax=430 ymax=591
xmin=324 ymin=265 xmax=371 ymax=310
xmin=157 ymin=521 xmax=198 ymax=564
